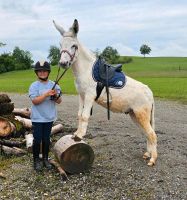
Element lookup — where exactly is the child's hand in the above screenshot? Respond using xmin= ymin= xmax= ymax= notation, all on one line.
xmin=44 ymin=90 xmax=57 ymax=97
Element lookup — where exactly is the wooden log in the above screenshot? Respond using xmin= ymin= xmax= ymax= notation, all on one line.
xmin=15 ymin=116 xmax=32 ymax=129
xmin=14 ymin=118 xmax=63 ymax=134
xmin=13 ymin=108 xmax=31 ymax=118
xmin=1 ymin=145 xmax=27 ymax=156
xmin=0 ymin=116 xmax=24 ymax=138
xmin=51 ymin=124 xmax=63 ymax=135
xmin=0 ymin=139 xmax=25 ymax=147
xmin=0 ymin=117 xmax=12 ymax=137
xmin=49 ymin=159 xmax=68 ymax=180
xmin=0 ymin=94 xmax=11 ymax=103
xmin=53 ymin=134 xmax=94 ymax=174
xmin=0 ymin=102 xmax=14 ymax=115
xmin=25 ymin=133 xmax=33 ymax=152
xmin=12 ymin=116 xmax=63 ymax=135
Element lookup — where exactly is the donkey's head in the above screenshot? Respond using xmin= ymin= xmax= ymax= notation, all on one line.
xmin=53 ymin=19 xmax=79 ymax=69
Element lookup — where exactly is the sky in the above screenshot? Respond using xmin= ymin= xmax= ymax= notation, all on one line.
xmin=0 ymin=0 xmax=187 ymax=62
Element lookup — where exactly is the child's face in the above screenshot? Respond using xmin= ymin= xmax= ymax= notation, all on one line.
xmin=37 ymin=70 xmax=49 ymax=80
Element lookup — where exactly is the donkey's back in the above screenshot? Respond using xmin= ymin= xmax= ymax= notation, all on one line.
xmin=97 ymin=76 xmax=154 ymax=114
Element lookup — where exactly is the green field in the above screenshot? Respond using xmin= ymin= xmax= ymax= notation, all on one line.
xmin=0 ymin=57 xmax=187 ymax=103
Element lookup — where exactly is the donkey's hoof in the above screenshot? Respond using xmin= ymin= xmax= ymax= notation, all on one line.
xmin=147 ymin=160 xmax=155 ymax=166
xmin=143 ymin=152 xmax=150 ymax=160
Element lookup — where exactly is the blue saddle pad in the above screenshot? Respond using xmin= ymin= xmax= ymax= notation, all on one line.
xmin=92 ymin=59 xmax=126 ymax=89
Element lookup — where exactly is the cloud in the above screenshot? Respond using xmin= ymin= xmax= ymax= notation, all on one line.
xmin=0 ymin=0 xmax=187 ymax=61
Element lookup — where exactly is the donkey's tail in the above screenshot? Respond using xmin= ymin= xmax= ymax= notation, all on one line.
xmin=150 ymin=102 xmax=155 ymax=131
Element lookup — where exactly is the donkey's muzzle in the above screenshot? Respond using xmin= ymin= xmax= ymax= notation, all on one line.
xmin=59 ymin=61 xmax=69 ymax=69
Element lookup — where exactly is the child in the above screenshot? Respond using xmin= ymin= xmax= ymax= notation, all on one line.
xmin=29 ymin=61 xmax=62 ymax=171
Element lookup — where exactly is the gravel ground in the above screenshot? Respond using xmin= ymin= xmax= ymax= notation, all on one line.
xmin=0 ymin=94 xmax=187 ymax=200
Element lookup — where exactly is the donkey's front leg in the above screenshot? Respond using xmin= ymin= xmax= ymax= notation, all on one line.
xmin=76 ymin=94 xmax=84 ymax=131
xmin=73 ymin=95 xmax=94 ymax=140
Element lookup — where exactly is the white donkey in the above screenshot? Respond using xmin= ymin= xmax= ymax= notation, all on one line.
xmin=53 ymin=19 xmax=157 ymax=166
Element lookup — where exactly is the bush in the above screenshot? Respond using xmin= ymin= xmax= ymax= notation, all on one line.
xmin=0 ymin=47 xmax=34 ymax=73
xmin=0 ymin=53 xmax=15 ymax=73
xmin=100 ymin=46 xmax=120 ymax=64
xmin=117 ymin=56 xmax=133 ymax=64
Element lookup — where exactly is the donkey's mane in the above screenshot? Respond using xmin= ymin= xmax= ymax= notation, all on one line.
xmin=78 ymin=41 xmax=96 ymax=61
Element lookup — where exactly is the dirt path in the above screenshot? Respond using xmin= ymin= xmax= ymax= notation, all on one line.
xmin=0 ymin=94 xmax=187 ymax=200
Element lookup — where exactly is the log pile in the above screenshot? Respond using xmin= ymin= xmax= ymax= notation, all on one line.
xmin=0 ymin=94 xmax=63 ymax=155
xmin=0 ymin=93 xmax=65 ymax=178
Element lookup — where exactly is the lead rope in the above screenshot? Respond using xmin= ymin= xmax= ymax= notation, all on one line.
xmin=52 ymin=66 xmax=68 ymax=90
xmin=51 ymin=66 xmax=68 ymax=100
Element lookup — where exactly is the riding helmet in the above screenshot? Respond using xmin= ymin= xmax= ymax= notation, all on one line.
xmin=34 ymin=61 xmax=51 ymax=72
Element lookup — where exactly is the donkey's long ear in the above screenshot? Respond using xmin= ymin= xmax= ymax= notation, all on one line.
xmin=70 ymin=19 xmax=79 ymax=35
xmin=53 ymin=20 xmax=65 ymax=36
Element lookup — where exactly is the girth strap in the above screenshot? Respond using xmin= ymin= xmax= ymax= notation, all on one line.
xmin=95 ymin=64 xmax=111 ymax=120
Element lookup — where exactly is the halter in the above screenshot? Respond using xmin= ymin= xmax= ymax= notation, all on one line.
xmin=61 ymin=45 xmax=78 ymax=62
xmin=61 ymin=50 xmax=75 ymax=61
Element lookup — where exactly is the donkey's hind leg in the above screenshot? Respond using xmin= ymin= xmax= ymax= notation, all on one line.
xmin=129 ymin=108 xmax=157 ymax=166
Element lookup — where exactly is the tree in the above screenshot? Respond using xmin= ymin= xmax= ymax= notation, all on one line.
xmin=48 ymin=45 xmax=60 ymax=65
xmin=0 ymin=53 xmax=15 ymax=73
xmin=93 ymin=48 xmax=101 ymax=58
xmin=100 ymin=46 xmax=120 ymax=64
xmin=140 ymin=44 xmax=151 ymax=58
xmin=12 ymin=46 xmax=33 ymax=70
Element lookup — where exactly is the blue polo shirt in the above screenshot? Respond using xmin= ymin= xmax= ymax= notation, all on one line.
xmin=29 ymin=80 xmax=61 ymax=122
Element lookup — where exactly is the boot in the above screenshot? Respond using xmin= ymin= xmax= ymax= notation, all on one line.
xmin=34 ymin=158 xmax=43 ymax=171
xmin=43 ymin=158 xmax=53 ymax=170
xmin=42 ymin=141 xmax=53 ymax=170
xmin=33 ymin=141 xmax=43 ymax=172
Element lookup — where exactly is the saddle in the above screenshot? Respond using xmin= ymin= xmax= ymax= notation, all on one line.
xmin=98 ymin=58 xmax=123 ymax=81
xmin=92 ymin=57 xmax=126 ymax=88
xmin=92 ymin=57 xmax=126 ymax=120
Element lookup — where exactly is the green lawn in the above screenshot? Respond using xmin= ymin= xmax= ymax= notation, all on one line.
xmin=123 ymin=57 xmax=187 ymax=103
xmin=0 ymin=57 xmax=187 ymax=103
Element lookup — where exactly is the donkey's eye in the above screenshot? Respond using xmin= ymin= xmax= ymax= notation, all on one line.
xmin=72 ymin=44 xmax=78 ymax=50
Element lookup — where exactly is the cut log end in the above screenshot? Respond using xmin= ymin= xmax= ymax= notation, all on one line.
xmin=0 ymin=117 xmax=12 ymax=137
xmin=0 ymin=103 xmax=14 ymax=115
xmin=61 ymin=143 xmax=94 ymax=174
xmin=0 ymin=94 xmax=11 ymax=103
xmin=53 ymin=135 xmax=94 ymax=174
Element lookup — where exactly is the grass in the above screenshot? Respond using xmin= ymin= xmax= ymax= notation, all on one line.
xmin=124 ymin=57 xmax=187 ymax=103
xmin=0 ymin=68 xmax=76 ymax=94
xmin=137 ymin=77 xmax=187 ymax=102
xmin=0 ymin=56 xmax=187 ymax=103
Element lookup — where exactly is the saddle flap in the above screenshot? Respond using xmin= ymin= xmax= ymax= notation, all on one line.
xmin=99 ymin=64 xmax=115 ymax=80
